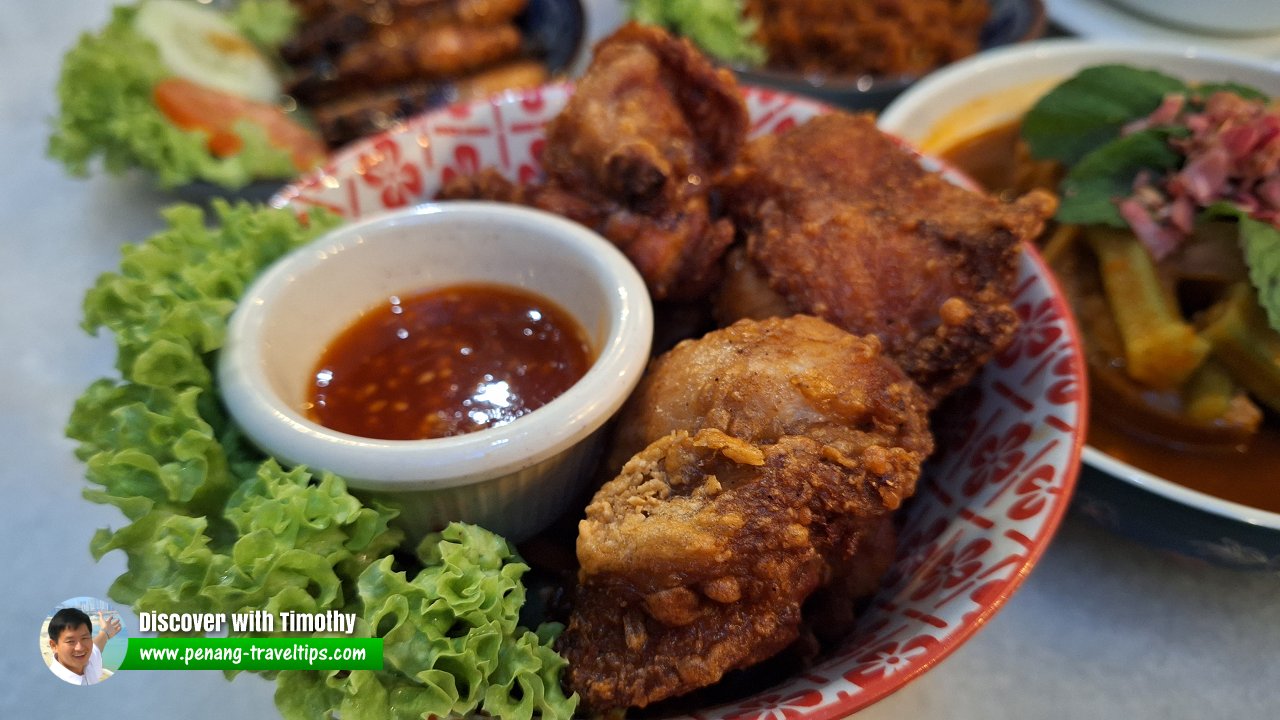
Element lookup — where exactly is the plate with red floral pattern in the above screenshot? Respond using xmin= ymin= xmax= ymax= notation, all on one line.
xmin=271 ymin=84 xmax=1086 ymax=719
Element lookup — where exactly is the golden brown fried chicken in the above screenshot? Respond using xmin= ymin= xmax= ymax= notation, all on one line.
xmin=441 ymin=23 xmax=749 ymax=301
xmin=744 ymin=0 xmax=989 ymax=77
xmin=559 ymin=316 xmax=933 ymax=712
xmin=603 ymin=314 xmax=934 ymax=473
xmin=720 ymin=112 xmax=1058 ymax=402
xmin=284 ymin=0 xmax=529 ymax=105
xmin=334 ymin=22 xmax=523 ymax=85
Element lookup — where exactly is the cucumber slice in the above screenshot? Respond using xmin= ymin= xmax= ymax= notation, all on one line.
xmin=135 ymin=0 xmax=282 ymax=104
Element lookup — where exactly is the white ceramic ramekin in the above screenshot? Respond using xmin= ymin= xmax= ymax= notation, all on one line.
xmin=218 ymin=201 xmax=654 ymax=542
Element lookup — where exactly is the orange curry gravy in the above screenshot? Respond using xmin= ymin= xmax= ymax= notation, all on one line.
xmin=1089 ymin=417 xmax=1280 ymax=512
xmin=940 ymin=119 xmax=1280 ymax=513
xmin=307 ymin=283 xmax=594 ymax=440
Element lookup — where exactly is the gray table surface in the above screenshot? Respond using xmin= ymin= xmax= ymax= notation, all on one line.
xmin=3 ymin=2 xmax=1277 ymax=718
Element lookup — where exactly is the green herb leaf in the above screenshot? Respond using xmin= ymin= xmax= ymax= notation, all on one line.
xmin=1191 ymin=82 xmax=1269 ymax=101
xmin=1056 ymin=129 xmax=1183 ymax=226
xmin=1206 ymin=203 xmax=1280 ymax=333
xmin=1021 ymin=64 xmax=1189 ymax=165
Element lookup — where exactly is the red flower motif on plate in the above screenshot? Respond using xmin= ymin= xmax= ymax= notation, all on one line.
xmin=1007 ymin=462 xmax=1060 ymax=521
xmin=437 ymin=144 xmax=487 ymax=188
xmin=964 ymin=423 xmax=1031 ymax=496
xmin=358 ymin=137 xmax=422 ymax=209
xmin=1046 ymin=352 xmax=1081 ymax=405
xmin=844 ymin=635 xmax=937 ymax=685
xmin=997 ymin=297 xmax=1063 ymax=367
xmin=722 ymin=689 xmax=825 ymax=720
xmin=909 ymin=537 xmax=992 ymax=601
xmin=520 ymin=89 xmax=547 ymax=112
xmin=961 ymin=577 xmax=1016 ymax=624
xmin=517 ymin=162 xmax=540 ymax=185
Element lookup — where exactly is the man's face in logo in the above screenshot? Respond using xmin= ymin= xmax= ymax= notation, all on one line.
xmin=50 ymin=622 xmax=93 ymax=675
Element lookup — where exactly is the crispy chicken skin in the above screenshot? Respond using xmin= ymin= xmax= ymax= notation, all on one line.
xmin=440 ymin=23 xmax=749 ymax=301
xmin=603 ymin=314 xmax=934 ymax=473
xmin=540 ymin=23 xmax=745 ymax=204
xmin=284 ymin=0 xmax=529 ymax=106
xmin=720 ymin=112 xmax=1058 ymax=401
xmin=559 ymin=316 xmax=933 ymax=712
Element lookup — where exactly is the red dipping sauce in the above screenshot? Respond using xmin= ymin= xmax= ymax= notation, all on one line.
xmin=306 ymin=283 xmax=594 ymax=440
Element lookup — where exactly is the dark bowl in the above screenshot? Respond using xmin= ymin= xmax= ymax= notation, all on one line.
xmin=1075 ymin=455 xmax=1280 ymax=572
xmin=520 ymin=0 xmax=587 ymax=75
xmin=730 ymin=0 xmax=1046 ymax=111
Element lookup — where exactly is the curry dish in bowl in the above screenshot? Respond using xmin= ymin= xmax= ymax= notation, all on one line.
xmin=880 ymin=39 xmax=1280 ymax=569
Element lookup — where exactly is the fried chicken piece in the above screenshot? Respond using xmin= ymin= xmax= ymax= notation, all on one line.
xmin=540 ymin=23 xmax=744 ymax=204
xmin=720 ymin=112 xmax=1058 ymax=402
xmin=441 ymin=23 xmax=749 ymax=301
xmin=559 ymin=316 xmax=933 ymax=712
xmin=332 ymin=22 xmax=523 ymax=87
xmin=285 ymin=0 xmax=533 ymax=106
xmin=283 ymin=0 xmax=526 ymax=64
xmin=744 ymin=0 xmax=989 ymax=77
xmin=603 ymin=314 xmax=934 ymax=473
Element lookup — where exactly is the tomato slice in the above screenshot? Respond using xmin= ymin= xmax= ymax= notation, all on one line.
xmin=153 ymin=77 xmax=326 ymax=171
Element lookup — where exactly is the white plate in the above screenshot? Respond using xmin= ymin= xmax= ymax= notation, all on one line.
xmin=1047 ymin=0 xmax=1280 ymax=57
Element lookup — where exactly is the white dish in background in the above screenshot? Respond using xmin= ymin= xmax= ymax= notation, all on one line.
xmin=1046 ymin=0 xmax=1280 ymax=57
xmin=1105 ymin=0 xmax=1280 ymax=37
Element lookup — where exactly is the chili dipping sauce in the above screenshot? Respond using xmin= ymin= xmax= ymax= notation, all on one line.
xmin=306 ymin=283 xmax=595 ymax=440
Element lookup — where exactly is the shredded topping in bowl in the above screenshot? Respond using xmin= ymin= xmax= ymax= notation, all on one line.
xmin=1120 ymin=91 xmax=1280 ymax=260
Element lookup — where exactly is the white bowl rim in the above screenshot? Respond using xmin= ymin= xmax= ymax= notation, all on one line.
xmin=1083 ymin=447 xmax=1280 ymax=530
xmin=881 ymin=36 xmax=1280 ymax=532
xmin=218 ymin=201 xmax=654 ymax=492
xmin=878 ymin=36 xmax=1280 ymax=131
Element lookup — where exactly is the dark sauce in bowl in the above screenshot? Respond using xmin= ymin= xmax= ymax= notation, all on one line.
xmin=307 ymin=282 xmax=594 ymax=440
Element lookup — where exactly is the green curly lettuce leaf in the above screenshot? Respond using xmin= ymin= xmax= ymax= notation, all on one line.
xmin=80 ymin=201 xmax=330 ymax=388
xmin=68 ymin=201 xmax=577 ymax=719
xmin=48 ymin=1 xmax=304 ymax=189
xmin=275 ymin=525 xmax=576 ymax=720
xmin=627 ymin=0 xmax=765 ymax=66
